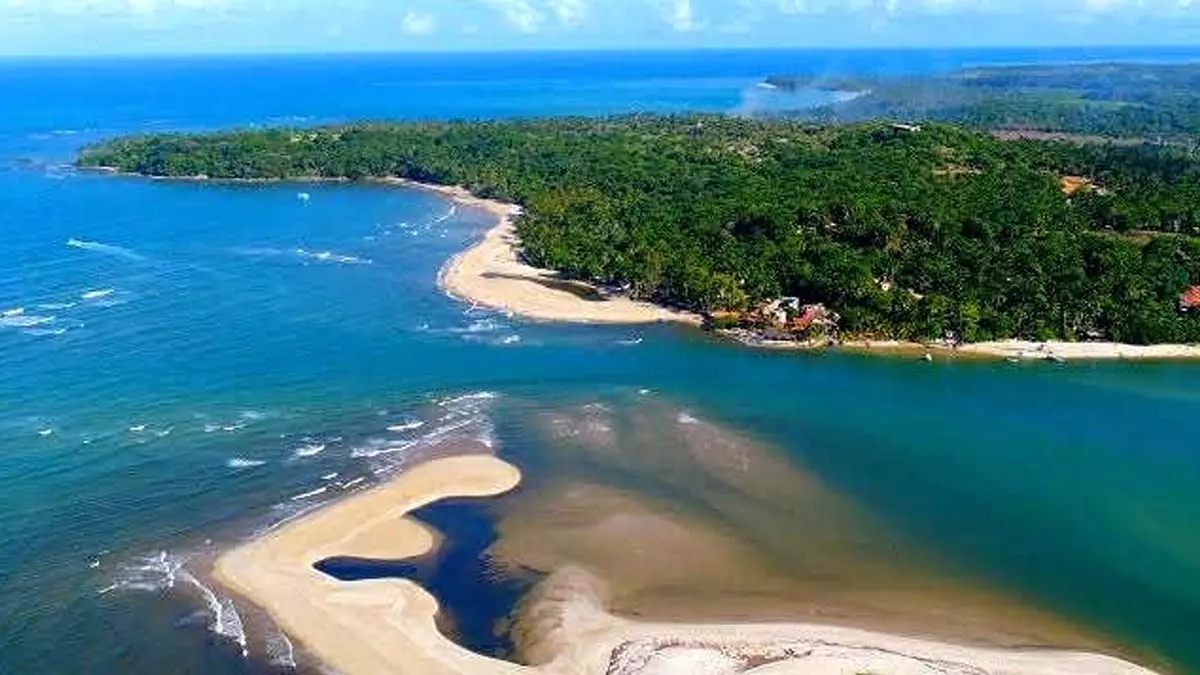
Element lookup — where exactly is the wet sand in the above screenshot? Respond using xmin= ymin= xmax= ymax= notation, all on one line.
xmin=210 ymin=402 xmax=1165 ymax=675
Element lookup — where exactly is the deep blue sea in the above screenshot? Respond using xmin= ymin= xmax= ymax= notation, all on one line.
xmin=3 ymin=48 xmax=1200 ymax=675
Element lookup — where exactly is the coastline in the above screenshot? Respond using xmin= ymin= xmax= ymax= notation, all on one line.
xmin=88 ymin=166 xmax=1199 ymax=359
xmin=410 ymin=179 xmax=702 ymax=326
xmin=725 ymin=332 xmax=1200 ymax=362
xmin=211 ymin=452 xmax=1163 ymax=675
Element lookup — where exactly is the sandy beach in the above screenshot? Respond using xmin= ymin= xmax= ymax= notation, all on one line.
xmin=404 ymin=179 xmax=701 ymax=326
xmin=734 ymin=333 xmax=1200 ymax=361
xmin=212 ymin=450 xmax=1163 ymax=675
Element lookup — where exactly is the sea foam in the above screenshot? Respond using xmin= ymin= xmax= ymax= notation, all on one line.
xmin=67 ymin=238 xmax=144 ymax=261
xmin=293 ymin=444 xmax=326 ymax=458
xmin=177 ymin=569 xmax=248 ymax=657
xmin=80 ymin=288 xmax=115 ymax=301
xmin=227 ymin=458 xmax=267 ymax=469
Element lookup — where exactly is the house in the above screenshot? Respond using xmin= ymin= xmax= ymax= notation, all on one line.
xmin=1181 ymin=286 xmax=1200 ymax=311
xmin=890 ymin=123 xmax=923 ymax=134
xmin=790 ymin=304 xmax=826 ymax=331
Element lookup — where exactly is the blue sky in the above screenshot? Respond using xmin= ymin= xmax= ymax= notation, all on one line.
xmin=3 ymin=0 xmax=1200 ymax=56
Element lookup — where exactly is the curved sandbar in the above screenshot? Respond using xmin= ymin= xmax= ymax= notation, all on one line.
xmin=402 ymin=180 xmax=700 ymax=326
xmin=213 ymin=453 xmax=1162 ymax=675
xmin=213 ymin=454 xmax=526 ymax=675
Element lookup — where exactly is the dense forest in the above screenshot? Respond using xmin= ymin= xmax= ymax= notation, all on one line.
xmin=80 ymin=116 xmax=1200 ymax=344
xmin=769 ymin=64 xmax=1200 ymax=139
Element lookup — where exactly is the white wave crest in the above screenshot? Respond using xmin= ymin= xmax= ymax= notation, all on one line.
xmin=1 ymin=307 xmax=24 ymax=317
xmin=449 ymin=319 xmax=501 ymax=334
xmin=227 ymin=458 xmax=267 ymax=469
xmin=296 ymin=248 xmax=372 ymax=265
xmin=1 ymin=314 xmax=55 ymax=328
xmin=112 ymin=551 xmax=183 ymax=593
xmin=80 ymin=288 xmax=115 ymax=301
xmin=264 ymin=627 xmax=296 ymax=668
xmin=351 ymin=439 xmax=416 ymax=459
xmin=290 ymin=486 xmax=328 ymax=501
xmin=436 ymin=391 xmax=498 ymax=407
xmin=433 ymin=204 xmax=458 ymax=223
xmin=386 ymin=421 xmax=425 ymax=433
xmin=177 ymin=569 xmax=248 ymax=657
xmin=24 ymin=327 xmax=68 ymax=337
xmin=38 ymin=302 xmax=76 ymax=310
xmin=293 ymin=444 xmax=326 ymax=458
xmin=67 ymin=238 xmax=144 ymax=261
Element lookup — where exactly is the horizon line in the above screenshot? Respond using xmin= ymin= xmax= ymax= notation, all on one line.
xmin=4 ymin=43 xmax=1200 ymax=60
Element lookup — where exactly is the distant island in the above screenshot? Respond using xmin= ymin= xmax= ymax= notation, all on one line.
xmin=80 ymin=113 xmax=1200 ymax=349
xmin=766 ymin=63 xmax=1200 ymax=140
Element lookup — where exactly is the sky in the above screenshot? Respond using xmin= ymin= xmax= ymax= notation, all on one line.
xmin=2 ymin=0 xmax=1199 ymax=56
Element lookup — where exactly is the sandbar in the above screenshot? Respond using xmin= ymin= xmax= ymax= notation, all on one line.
xmin=212 ymin=452 xmax=1163 ymax=675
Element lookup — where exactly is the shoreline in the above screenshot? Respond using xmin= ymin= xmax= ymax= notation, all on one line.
xmin=88 ymin=166 xmax=1200 ymax=360
xmin=727 ymin=332 xmax=1200 ymax=362
xmin=413 ymin=179 xmax=703 ymax=327
xmin=210 ymin=452 xmax=1163 ymax=675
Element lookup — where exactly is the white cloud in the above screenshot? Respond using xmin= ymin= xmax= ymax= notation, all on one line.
xmin=480 ymin=0 xmax=545 ymax=32
xmin=656 ymin=0 xmax=697 ymax=30
xmin=402 ymin=10 xmax=437 ymax=35
xmin=547 ymin=0 xmax=588 ymax=24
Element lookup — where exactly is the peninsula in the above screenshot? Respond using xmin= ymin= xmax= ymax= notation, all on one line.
xmin=80 ymin=114 xmax=1200 ymax=354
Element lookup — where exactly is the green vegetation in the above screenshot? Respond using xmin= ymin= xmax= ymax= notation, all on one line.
xmin=80 ymin=115 xmax=1200 ymax=344
xmin=771 ymin=63 xmax=1200 ymax=140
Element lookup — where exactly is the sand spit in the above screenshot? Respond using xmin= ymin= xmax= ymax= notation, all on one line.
xmin=401 ymin=179 xmax=700 ymax=326
xmin=521 ymin=567 xmax=1161 ymax=675
xmin=957 ymin=340 xmax=1200 ymax=361
xmin=740 ymin=335 xmax=1200 ymax=361
xmin=213 ymin=451 xmax=1162 ymax=675
xmin=212 ymin=454 xmax=525 ymax=675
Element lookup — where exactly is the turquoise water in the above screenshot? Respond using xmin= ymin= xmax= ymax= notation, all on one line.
xmin=3 ymin=49 xmax=1200 ymax=675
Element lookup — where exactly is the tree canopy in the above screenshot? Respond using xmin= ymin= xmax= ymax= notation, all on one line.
xmin=80 ymin=115 xmax=1200 ymax=344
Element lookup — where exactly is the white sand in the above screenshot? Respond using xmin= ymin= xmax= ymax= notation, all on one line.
xmin=398 ymin=180 xmax=700 ymax=326
xmin=213 ymin=457 xmax=1163 ymax=675
xmin=957 ymin=340 xmax=1200 ymax=361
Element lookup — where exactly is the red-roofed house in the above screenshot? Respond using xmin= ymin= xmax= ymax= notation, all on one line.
xmin=1181 ymin=286 xmax=1200 ymax=312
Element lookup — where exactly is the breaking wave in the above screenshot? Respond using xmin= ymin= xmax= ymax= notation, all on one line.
xmin=67 ymin=238 xmax=144 ymax=261
xmin=0 ymin=313 xmax=55 ymax=329
xmin=290 ymin=486 xmax=328 ymax=501
xmin=227 ymin=457 xmax=267 ymax=469
xmin=177 ymin=569 xmax=248 ymax=657
xmin=107 ymin=551 xmax=247 ymax=655
xmin=264 ymin=627 xmax=296 ymax=669
xmin=80 ymin=288 xmax=115 ymax=301
xmin=293 ymin=443 xmax=326 ymax=458
xmin=234 ymin=247 xmax=372 ymax=266
xmin=296 ymin=248 xmax=372 ymax=265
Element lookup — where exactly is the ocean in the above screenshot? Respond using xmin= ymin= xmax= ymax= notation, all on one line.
xmin=2 ymin=48 xmax=1200 ymax=675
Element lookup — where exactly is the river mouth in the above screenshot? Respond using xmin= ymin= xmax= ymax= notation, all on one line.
xmin=301 ymin=394 xmax=1153 ymax=670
